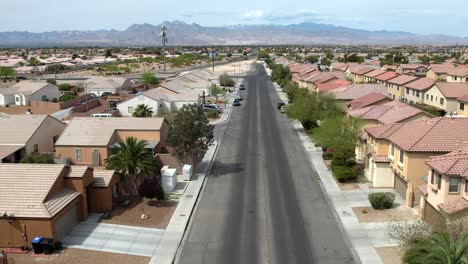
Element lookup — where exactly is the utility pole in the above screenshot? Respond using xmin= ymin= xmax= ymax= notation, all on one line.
xmin=161 ymin=26 xmax=168 ymax=73
xmin=211 ymin=51 xmax=217 ymax=72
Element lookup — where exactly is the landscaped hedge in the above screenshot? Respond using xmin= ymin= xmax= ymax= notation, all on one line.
xmin=332 ymin=166 xmax=356 ymax=183
xmin=322 ymin=152 xmax=333 ymax=160
xmin=368 ymin=192 xmax=395 ymax=210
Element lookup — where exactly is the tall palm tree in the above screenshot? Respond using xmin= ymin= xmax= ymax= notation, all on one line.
xmin=105 ymin=137 xmax=156 ymax=195
xmin=403 ymin=231 xmax=468 ymax=264
xmin=133 ymin=104 xmax=154 ymax=117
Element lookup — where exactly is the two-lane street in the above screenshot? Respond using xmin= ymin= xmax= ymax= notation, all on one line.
xmin=177 ymin=64 xmax=355 ymax=264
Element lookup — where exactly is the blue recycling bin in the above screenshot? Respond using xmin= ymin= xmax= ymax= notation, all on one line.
xmin=31 ymin=236 xmax=43 ymax=254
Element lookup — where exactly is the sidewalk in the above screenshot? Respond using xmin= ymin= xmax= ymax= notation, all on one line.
xmin=149 ymin=80 xmax=239 ymax=264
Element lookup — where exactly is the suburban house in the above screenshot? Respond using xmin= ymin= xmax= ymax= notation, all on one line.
xmin=302 ymin=72 xmax=344 ymax=92
xmin=374 ymin=71 xmax=400 ymax=84
xmin=316 ymin=79 xmax=351 ymax=93
xmin=347 ymin=92 xmax=393 ymax=110
xmin=387 ymin=118 xmax=468 ymax=207
xmin=84 ymin=76 xmax=131 ymax=97
xmin=426 ymin=64 xmax=456 ymax=81
xmin=364 ymin=70 xmax=386 ymax=83
xmin=117 ymin=87 xmax=200 ymax=116
xmin=330 ymin=62 xmax=348 ymax=73
xmin=55 ymin=117 xmax=169 ymax=166
xmin=289 ymin=63 xmax=318 ymax=83
xmin=395 ymin=64 xmax=429 ymax=77
xmin=422 ymin=148 xmax=468 ymax=226
xmin=349 ymin=67 xmax=375 ymax=83
xmin=0 ymin=81 xmax=60 ymax=106
xmin=386 ymin=75 xmax=419 ymax=101
xmin=403 ymin=78 xmax=435 ymax=104
xmin=0 ymin=164 xmax=119 ymax=248
xmin=447 ymin=68 xmax=468 ymax=83
xmin=332 ymin=83 xmax=389 ymax=107
xmin=15 ymin=66 xmax=40 ymax=75
xmin=423 ymin=82 xmax=468 ymax=114
xmin=458 ymin=95 xmax=468 ymax=117
xmin=0 ymin=115 xmax=66 ymax=163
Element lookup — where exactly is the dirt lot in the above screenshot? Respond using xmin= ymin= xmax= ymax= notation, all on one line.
xmin=101 ymin=196 xmax=178 ymax=229
xmin=376 ymin=246 xmax=403 ymax=264
xmin=6 ymin=248 xmax=149 ymax=264
xmin=352 ymin=206 xmax=420 ymax=223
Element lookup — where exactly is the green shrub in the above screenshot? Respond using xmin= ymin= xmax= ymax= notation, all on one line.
xmin=368 ymin=192 xmax=395 ymax=210
xmin=332 ymin=166 xmax=356 ymax=182
xmin=322 ymin=152 xmax=333 ymax=160
xmin=206 ymin=110 xmax=219 ymax=119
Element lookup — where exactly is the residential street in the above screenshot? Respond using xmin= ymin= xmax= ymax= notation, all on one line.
xmin=177 ymin=64 xmax=355 ymax=264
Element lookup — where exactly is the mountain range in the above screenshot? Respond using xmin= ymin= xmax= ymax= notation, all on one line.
xmin=1 ymin=20 xmax=467 ymax=47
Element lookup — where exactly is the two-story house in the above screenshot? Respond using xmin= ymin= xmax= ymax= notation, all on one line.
xmin=447 ymin=68 xmax=468 ymax=83
xmin=426 ymin=64 xmax=456 ymax=81
xmin=349 ymin=67 xmax=375 ymax=83
xmin=364 ymin=70 xmax=386 ymax=83
xmin=403 ymin=78 xmax=435 ymax=104
xmin=422 ymin=149 xmax=468 ymax=226
xmin=374 ymin=71 xmax=400 ymax=86
xmin=0 ymin=115 xmax=66 ymax=163
xmin=55 ymin=117 xmax=168 ymax=166
xmin=424 ymin=82 xmax=468 ymax=114
xmin=396 ymin=64 xmax=429 ymax=77
xmin=386 ymin=74 xmax=419 ymax=102
xmin=458 ymin=95 xmax=468 ymax=117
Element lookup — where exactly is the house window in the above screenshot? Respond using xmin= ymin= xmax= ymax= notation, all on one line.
xmin=465 ymin=179 xmax=468 ymax=193
xmin=399 ymin=149 xmax=404 ymax=164
xmin=460 ymin=103 xmax=465 ymax=111
xmin=465 ymin=77 xmax=468 ymax=82
xmin=426 ymin=94 xmax=429 ymax=100
xmin=128 ymin=106 xmax=134 ymax=113
xmin=406 ymin=89 xmax=410 ymax=94
xmin=431 ymin=95 xmax=434 ymax=101
xmin=75 ymin=148 xmax=82 ymax=161
xmin=437 ymin=174 xmax=442 ymax=189
xmin=440 ymin=98 xmax=444 ymax=105
xmin=449 ymin=177 xmax=460 ymax=193
xmin=454 ymin=76 xmax=458 ymax=81
xmin=33 ymin=144 xmax=38 ymax=153
xmin=431 ymin=170 xmax=436 ymax=184
xmin=391 ymin=144 xmax=395 ymax=157
xmin=15 ymin=96 xmax=20 ymax=102
xmin=416 ymin=91 xmax=420 ymax=97
xmin=41 ymin=95 xmax=47 ymax=101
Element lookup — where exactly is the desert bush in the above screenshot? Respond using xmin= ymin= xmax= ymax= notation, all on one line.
xmin=332 ymin=166 xmax=356 ymax=182
xmin=368 ymin=192 xmax=395 ymax=210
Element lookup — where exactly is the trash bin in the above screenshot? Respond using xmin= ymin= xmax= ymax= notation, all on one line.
xmin=40 ymin=238 xmax=53 ymax=255
xmin=31 ymin=236 xmax=43 ymax=254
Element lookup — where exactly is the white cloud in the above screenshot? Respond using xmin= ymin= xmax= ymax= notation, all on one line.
xmin=243 ymin=10 xmax=266 ymax=19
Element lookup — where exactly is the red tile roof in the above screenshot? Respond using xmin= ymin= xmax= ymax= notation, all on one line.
xmin=398 ymin=64 xmax=428 ymax=70
xmin=388 ymin=117 xmax=468 ymax=152
xmin=351 ymin=67 xmax=375 ymax=75
xmin=430 ymin=64 xmax=456 ymax=74
xmin=365 ymin=70 xmax=386 ymax=78
xmin=348 ymin=101 xmax=429 ymax=124
xmin=435 ymin=82 xmax=468 ymax=98
xmin=375 ymin=71 xmax=400 ymax=81
xmin=426 ymin=148 xmax=468 ymax=176
xmin=458 ymin=94 xmax=468 ymax=103
xmin=333 ymin=84 xmax=388 ymax=100
xmin=331 ymin=63 xmax=348 ymax=72
xmin=348 ymin=92 xmax=391 ymax=109
xmin=372 ymin=154 xmax=391 ymax=163
xmin=365 ymin=123 xmax=405 ymax=139
xmin=316 ymin=79 xmax=351 ymax=92
xmin=438 ymin=198 xmax=468 ymax=215
xmin=387 ymin=75 xmax=419 ymax=85
xmin=448 ymin=68 xmax=468 ymax=77
xmin=404 ymin=78 xmax=435 ymax=91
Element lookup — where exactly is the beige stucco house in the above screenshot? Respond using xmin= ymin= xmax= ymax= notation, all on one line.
xmin=423 ymin=82 xmax=468 ymax=114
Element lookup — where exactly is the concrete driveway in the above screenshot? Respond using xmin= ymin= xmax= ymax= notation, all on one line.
xmin=63 ymin=214 xmax=165 ymax=257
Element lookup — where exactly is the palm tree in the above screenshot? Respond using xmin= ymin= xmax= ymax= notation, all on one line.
xmin=403 ymin=231 xmax=468 ymax=264
xmin=105 ymin=137 xmax=156 ymax=195
xmin=133 ymin=104 xmax=154 ymax=117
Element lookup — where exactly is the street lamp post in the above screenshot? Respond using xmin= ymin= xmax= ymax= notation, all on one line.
xmin=210 ymin=51 xmax=218 ymax=72
xmin=160 ymin=26 xmax=168 ymax=73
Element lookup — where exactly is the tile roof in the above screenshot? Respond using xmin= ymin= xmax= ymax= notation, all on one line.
xmin=351 ymin=66 xmax=374 ymax=75
xmin=55 ymin=117 xmax=165 ymax=146
xmin=0 ymin=81 xmax=52 ymax=96
xmin=375 ymin=71 xmax=400 ymax=81
xmin=0 ymin=164 xmax=79 ymax=218
xmin=347 ymin=92 xmax=391 ymax=109
xmin=386 ymin=75 xmax=419 ymax=85
xmin=438 ymin=198 xmax=468 ymax=215
xmin=316 ymin=79 xmax=351 ymax=92
xmin=430 ymin=64 xmax=456 ymax=74
xmin=93 ymin=169 xmax=117 ymax=187
xmin=304 ymin=72 xmax=337 ymax=84
xmin=333 ymin=83 xmax=388 ymax=100
xmin=372 ymin=154 xmax=391 ymax=163
xmin=426 ymin=148 xmax=468 ymax=176
xmin=435 ymin=82 xmax=468 ymax=98
xmin=458 ymin=94 xmax=468 ymax=103
xmin=331 ymin=63 xmax=348 ymax=72
xmin=0 ymin=145 xmax=24 ymax=160
xmin=398 ymin=64 xmax=428 ymax=70
xmin=348 ymin=101 xmax=429 ymax=124
xmin=404 ymin=78 xmax=435 ymax=91
xmin=365 ymin=70 xmax=386 ymax=78
xmin=141 ymin=87 xmax=200 ymax=102
xmin=365 ymin=123 xmax=404 ymax=139
xmin=65 ymin=166 xmax=89 ymax=178
xmin=388 ymin=117 xmax=468 ymax=152
xmin=447 ymin=68 xmax=468 ymax=77
xmin=0 ymin=115 xmax=50 ymax=145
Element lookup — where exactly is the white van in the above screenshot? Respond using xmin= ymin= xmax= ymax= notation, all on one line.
xmin=91 ymin=113 xmax=113 ymax=118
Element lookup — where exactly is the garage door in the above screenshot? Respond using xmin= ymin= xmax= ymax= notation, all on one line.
xmin=54 ymin=204 xmax=79 ymax=241
xmin=394 ymin=174 xmax=407 ymax=200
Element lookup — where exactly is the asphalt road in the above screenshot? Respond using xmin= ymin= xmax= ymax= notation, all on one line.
xmin=177 ymin=64 xmax=355 ymax=264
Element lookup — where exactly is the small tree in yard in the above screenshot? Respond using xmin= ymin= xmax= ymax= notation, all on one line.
xmin=219 ymin=73 xmax=234 ymax=86
xmin=368 ymin=192 xmax=395 ymax=210
xmin=167 ymin=104 xmax=214 ymax=166
xmin=0 ymin=66 xmax=16 ymax=79
xmin=20 ymin=154 xmax=54 ymax=164
xmin=133 ymin=104 xmax=154 ymax=117
xmin=141 ymin=72 xmax=160 ymax=87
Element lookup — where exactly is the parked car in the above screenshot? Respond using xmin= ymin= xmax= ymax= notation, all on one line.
xmin=235 ymin=92 xmax=243 ymax=101
xmin=239 ymin=84 xmax=245 ymax=90
xmin=202 ymin=104 xmax=223 ymax=113
xmin=233 ymin=99 xmax=241 ymax=106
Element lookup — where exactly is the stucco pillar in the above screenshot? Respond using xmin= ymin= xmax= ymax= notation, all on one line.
xmin=406 ymin=182 xmax=414 ymax=208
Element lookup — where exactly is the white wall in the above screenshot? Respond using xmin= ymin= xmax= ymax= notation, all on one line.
xmin=0 ymin=94 xmax=15 ymax=106
xmin=117 ymin=95 xmax=160 ymax=117
xmin=372 ymin=162 xmax=394 ymax=188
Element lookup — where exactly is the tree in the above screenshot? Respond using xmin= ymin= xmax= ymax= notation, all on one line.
xmin=58 ymin=83 xmax=71 ymax=91
xmin=60 ymin=94 xmax=76 ymax=102
xmin=219 ymin=73 xmax=234 ymax=86
xmin=0 ymin=67 xmax=16 ymax=78
xmin=28 ymin=57 xmax=40 ymax=66
xmin=345 ymin=53 xmax=365 ymax=63
xmin=105 ymin=49 xmax=112 ymax=58
xmin=325 ymin=49 xmax=334 ymax=60
xmin=312 ymin=116 xmax=362 ymax=153
xmin=210 ymin=84 xmax=224 ymax=96
xmin=138 ymin=176 xmax=164 ymax=201
xmin=105 ymin=137 xmax=156 ymax=195
xmin=257 ymin=49 xmax=270 ymax=59
xmin=305 ymin=55 xmax=319 ymax=64
xmin=167 ymin=104 xmax=214 ymax=165
xmin=287 ymin=92 xmax=340 ymax=130
xmin=270 ymin=63 xmax=292 ymax=85
xmin=20 ymin=154 xmax=54 ymax=164
xmin=321 ymin=57 xmax=331 ymax=67
xmin=403 ymin=231 xmax=468 ymax=264
xmin=133 ymin=104 xmax=154 ymax=117
xmin=141 ymin=72 xmax=160 ymax=86
xmin=46 ymin=64 xmax=67 ymax=73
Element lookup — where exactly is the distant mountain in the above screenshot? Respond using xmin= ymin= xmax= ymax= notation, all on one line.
xmin=1 ymin=20 xmax=467 ymax=47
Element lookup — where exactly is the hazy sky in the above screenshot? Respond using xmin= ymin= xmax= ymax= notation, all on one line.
xmin=2 ymin=0 xmax=467 ymax=37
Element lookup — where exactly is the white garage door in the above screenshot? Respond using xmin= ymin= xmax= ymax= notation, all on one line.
xmin=55 ymin=204 xmax=79 ymax=241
